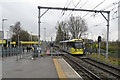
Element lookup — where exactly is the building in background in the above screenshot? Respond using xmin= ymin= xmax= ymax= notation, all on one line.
xmin=0 ymin=31 xmax=3 ymax=40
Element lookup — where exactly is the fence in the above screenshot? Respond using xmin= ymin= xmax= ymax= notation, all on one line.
xmin=2 ymin=47 xmax=22 ymax=57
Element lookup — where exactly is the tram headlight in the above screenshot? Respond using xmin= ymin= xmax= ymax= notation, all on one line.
xmin=75 ymin=49 xmax=77 ymax=52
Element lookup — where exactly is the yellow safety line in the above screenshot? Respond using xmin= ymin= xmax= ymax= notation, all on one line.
xmin=53 ymin=58 xmax=67 ymax=80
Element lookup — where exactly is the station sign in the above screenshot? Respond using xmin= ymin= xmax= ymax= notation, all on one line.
xmin=10 ymin=42 xmax=16 ymax=44
xmin=21 ymin=41 xmax=41 ymax=44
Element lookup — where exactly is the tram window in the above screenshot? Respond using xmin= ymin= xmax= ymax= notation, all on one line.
xmin=74 ymin=42 xmax=83 ymax=49
xmin=68 ymin=42 xmax=74 ymax=47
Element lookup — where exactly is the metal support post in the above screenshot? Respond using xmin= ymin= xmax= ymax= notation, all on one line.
xmin=100 ymin=12 xmax=110 ymax=61
xmin=43 ymin=28 xmax=46 ymax=52
xmin=51 ymin=47 xmax=53 ymax=57
xmin=10 ymin=26 xmax=13 ymax=56
xmin=16 ymin=50 xmax=18 ymax=61
xmin=106 ymin=12 xmax=110 ymax=61
xmin=16 ymin=35 xmax=19 ymax=61
xmin=44 ymin=28 xmax=46 ymax=41
xmin=10 ymin=32 xmax=11 ymax=48
xmin=51 ymin=37 xmax=52 ymax=42
xmin=7 ymin=31 xmax=8 ymax=56
xmin=2 ymin=20 xmax=4 ymax=55
xmin=98 ymin=42 xmax=100 ymax=59
xmin=18 ymin=35 xmax=19 ymax=47
xmin=90 ymin=44 xmax=92 ymax=54
xmin=20 ymin=42 xmax=22 ymax=59
xmin=2 ymin=19 xmax=7 ymax=56
xmin=21 ymin=43 xmax=23 ymax=59
xmin=38 ymin=8 xmax=41 ymax=51
xmin=51 ymin=37 xmax=52 ymax=57
xmin=10 ymin=31 xmax=12 ymax=55
xmin=31 ymin=32 xmax=32 ymax=46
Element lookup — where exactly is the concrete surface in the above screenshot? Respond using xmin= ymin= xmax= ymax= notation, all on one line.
xmin=2 ymin=55 xmax=58 ymax=78
xmin=0 ymin=57 xmax=2 ymax=80
xmin=57 ymin=58 xmax=83 ymax=80
xmin=53 ymin=58 xmax=67 ymax=79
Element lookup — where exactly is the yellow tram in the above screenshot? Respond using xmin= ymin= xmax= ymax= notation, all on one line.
xmin=59 ymin=39 xmax=85 ymax=55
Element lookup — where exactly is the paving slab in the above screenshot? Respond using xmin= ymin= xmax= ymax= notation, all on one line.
xmin=57 ymin=58 xmax=83 ymax=80
xmin=0 ymin=57 xmax=2 ymax=80
xmin=2 ymin=55 xmax=58 ymax=78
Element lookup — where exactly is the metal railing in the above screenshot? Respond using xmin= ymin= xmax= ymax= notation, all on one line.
xmin=2 ymin=47 xmax=22 ymax=57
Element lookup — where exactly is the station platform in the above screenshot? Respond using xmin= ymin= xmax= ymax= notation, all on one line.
xmin=2 ymin=53 xmax=82 ymax=80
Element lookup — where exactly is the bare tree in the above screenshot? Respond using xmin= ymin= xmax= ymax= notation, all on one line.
xmin=59 ymin=21 xmax=69 ymax=40
xmin=55 ymin=22 xmax=64 ymax=42
xmin=55 ymin=21 xmax=69 ymax=42
xmin=12 ymin=22 xmax=21 ymax=35
xmin=10 ymin=22 xmax=21 ymax=42
xmin=67 ymin=15 xmax=87 ymax=39
xmin=55 ymin=15 xmax=87 ymax=42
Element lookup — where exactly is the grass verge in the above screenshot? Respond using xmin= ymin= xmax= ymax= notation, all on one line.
xmin=87 ymin=53 xmax=120 ymax=67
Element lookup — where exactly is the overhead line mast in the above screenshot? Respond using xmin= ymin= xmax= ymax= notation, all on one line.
xmin=38 ymin=6 xmax=110 ymax=61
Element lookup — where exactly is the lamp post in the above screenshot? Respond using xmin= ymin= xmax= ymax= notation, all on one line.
xmin=6 ymin=31 xmax=9 ymax=47
xmin=31 ymin=32 xmax=33 ymax=46
xmin=10 ymin=25 xmax=13 ymax=48
xmin=89 ymin=32 xmax=93 ymax=54
xmin=43 ymin=28 xmax=46 ymax=52
xmin=90 ymin=32 xmax=93 ymax=40
xmin=16 ymin=34 xmax=19 ymax=61
xmin=43 ymin=28 xmax=46 ymax=41
xmin=2 ymin=18 xmax=7 ymax=55
xmin=31 ymin=32 xmax=33 ymax=42
xmin=18 ymin=34 xmax=19 ymax=47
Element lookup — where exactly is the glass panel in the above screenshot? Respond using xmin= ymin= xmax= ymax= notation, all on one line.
xmin=74 ymin=42 xmax=83 ymax=49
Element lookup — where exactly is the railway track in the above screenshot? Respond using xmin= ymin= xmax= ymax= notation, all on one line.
xmin=63 ymin=54 xmax=101 ymax=80
xmin=54 ymin=47 xmax=120 ymax=79
xmin=63 ymin=53 xmax=120 ymax=80
xmin=79 ymin=57 xmax=120 ymax=79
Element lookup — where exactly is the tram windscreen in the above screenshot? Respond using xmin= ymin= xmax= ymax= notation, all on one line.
xmin=74 ymin=42 xmax=83 ymax=49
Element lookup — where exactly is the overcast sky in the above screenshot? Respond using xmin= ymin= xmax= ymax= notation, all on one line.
xmin=0 ymin=0 xmax=119 ymax=41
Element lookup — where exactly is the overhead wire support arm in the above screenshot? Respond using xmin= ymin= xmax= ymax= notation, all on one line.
xmin=100 ymin=11 xmax=110 ymax=21
xmin=40 ymin=9 xmax=49 ymax=18
xmin=38 ymin=6 xmax=109 ymax=13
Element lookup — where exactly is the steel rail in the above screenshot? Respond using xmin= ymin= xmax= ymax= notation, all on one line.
xmin=79 ymin=57 xmax=120 ymax=79
xmin=64 ymin=54 xmax=101 ymax=80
